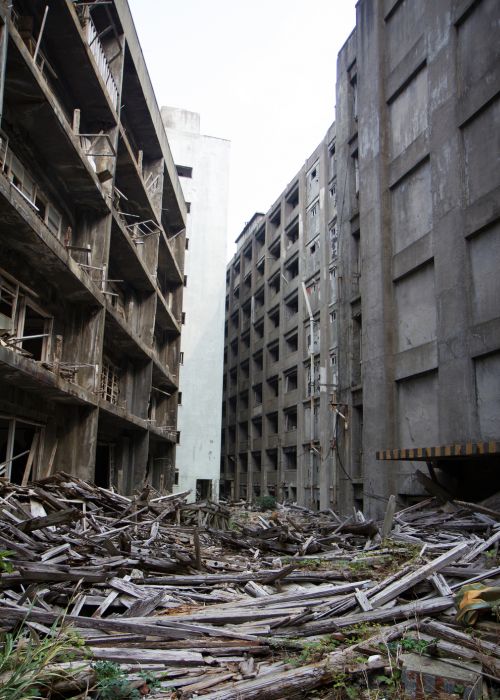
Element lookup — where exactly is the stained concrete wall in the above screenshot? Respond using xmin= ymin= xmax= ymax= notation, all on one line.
xmin=336 ymin=0 xmax=500 ymax=517
xmin=162 ymin=106 xmax=230 ymax=500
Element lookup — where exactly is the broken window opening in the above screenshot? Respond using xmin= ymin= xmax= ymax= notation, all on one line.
xmin=0 ymin=415 xmax=43 ymax=484
xmin=99 ymin=358 xmax=121 ymax=405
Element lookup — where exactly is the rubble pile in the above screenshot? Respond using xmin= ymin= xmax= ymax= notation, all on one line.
xmin=0 ymin=473 xmax=499 ymax=698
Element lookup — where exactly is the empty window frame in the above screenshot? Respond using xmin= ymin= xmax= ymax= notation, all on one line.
xmin=285 ymin=183 xmax=299 ymax=210
xmin=284 ymin=368 xmax=298 ymax=392
xmin=268 ymin=342 xmax=279 ymax=364
xmin=240 ymin=360 xmax=250 ymax=378
xmin=268 ymin=305 xmax=280 ymax=328
xmin=285 ymin=220 xmax=299 ymax=248
xmin=254 ymin=319 xmax=264 ymax=339
xmin=3 ymin=283 xmax=53 ymax=362
xmin=0 ymin=275 xmax=18 ymax=333
xmin=285 ymin=293 xmax=298 ymax=319
xmin=0 ymin=416 xmax=44 ymax=484
xmin=253 ymin=383 xmax=262 ymax=405
xmin=284 ymin=407 xmax=297 ymax=432
xmin=175 ymin=164 xmax=193 ymax=178
xmin=285 ymin=256 xmax=299 ymax=281
xmin=252 ymin=417 xmax=263 ymax=437
xmin=255 ymin=225 xmax=266 ymax=256
xmin=268 ymin=272 xmax=281 ymax=295
xmin=253 ymin=350 xmax=263 ymax=371
xmin=267 ymin=375 xmax=279 ymax=397
xmin=268 ymin=237 xmax=281 ymax=261
xmin=267 ymin=412 xmax=278 ymax=435
xmin=285 ymin=331 xmax=298 ymax=354
xmin=100 ymin=359 xmax=121 ymax=405
xmin=5 ymin=150 xmax=63 ymax=237
xmin=269 ymin=205 xmax=281 ymax=230
xmin=239 ymin=391 xmax=249 ymax=409
xmin=283 ymin=446 xmax=297 ymax=470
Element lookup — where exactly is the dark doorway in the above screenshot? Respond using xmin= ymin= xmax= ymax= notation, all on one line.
xmin=10 ymin=422 xmax=38 ymax=484
xmin=95 ymin=443 xmax=113 ymax=488
xmin=196 ymin=478 xmax=211 ymax=501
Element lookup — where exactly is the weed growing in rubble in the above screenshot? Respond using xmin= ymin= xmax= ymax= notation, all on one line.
xmin=92 ymin=661 xmax=161 ymax=699
xmin=255 ymin=495 xmax=277 ymax=510
xmin=0 ymin=620 xmax=85 ymax=700
xmin=0 ymin=549 xmax=14 ymax=573
xmin=284 ymin=634 xmax=342 ymax=666
xmin=92 ymin=661 xmax=140 ymax=699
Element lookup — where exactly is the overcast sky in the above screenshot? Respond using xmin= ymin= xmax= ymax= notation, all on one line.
xmin=128 ymin=0 xmax=357 ymax=258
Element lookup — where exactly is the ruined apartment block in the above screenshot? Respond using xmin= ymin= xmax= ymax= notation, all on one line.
xmin=0 ymin=1 xmax=187 ymax=491
xmin=335 ymin=0 xmax=500 ymax=517
xmin=220 ymin=125 xmax=339 ymax=509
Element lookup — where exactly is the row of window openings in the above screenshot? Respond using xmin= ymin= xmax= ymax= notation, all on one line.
xmin=0 ymin=139 xmax=63 ymax=239
xmin=231 ymin=257 xmax=338 ymax=311
xmin=231 ymin=402 xmax=322 ymax=441
xmin=231 ymin=183 xmax=336 ymax=286
xmin=226 ymin=447 xmax=298 ymax=473
xmin=228 ymin=314 xmax=340 ymax=366
xmin=226 ymin=348 xmax=337 ymax=401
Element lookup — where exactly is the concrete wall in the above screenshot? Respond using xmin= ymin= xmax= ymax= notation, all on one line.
xmin=335 ymin=0 xmax=500 ymax=517
xmin=162 ymin=106 xmax=230 ymax=500
xmin=221 ymin=123 xmax=338 ymax=510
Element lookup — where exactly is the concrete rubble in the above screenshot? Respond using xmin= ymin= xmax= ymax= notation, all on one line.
xmin=0 ymin=474 xmax=499 ymax=699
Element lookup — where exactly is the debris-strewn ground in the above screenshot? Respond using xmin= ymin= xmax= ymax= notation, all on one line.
xmin=0 ymin=473 xmax=499 ymax=699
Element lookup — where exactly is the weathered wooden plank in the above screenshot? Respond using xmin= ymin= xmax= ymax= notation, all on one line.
xmin=18 ymin=508 xmax=83 ymax=533
xmin=369 ymin=541 xmax=469 ymax=608
xmin=88 ymin=646 xmax=205 ymax=665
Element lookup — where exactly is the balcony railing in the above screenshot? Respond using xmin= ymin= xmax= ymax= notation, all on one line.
xmin=85 ymin=15 xmax=119 ymax=110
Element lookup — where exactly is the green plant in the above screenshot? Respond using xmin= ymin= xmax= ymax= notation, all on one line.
xmin=387 ymin=636 xmax=435 ymax=655
xmin=138 ymin=670 xmax=161 ymax=692
xmin=375 ymin=669 xmax=401 ymax=688
xmin=0 ymin=621 xmax=85 ymax=700
xmin=92 ymin=660 xmax=141 ymax=699
xmin=0 ymin=550 xmax=14 ymax=573
xmin=255 ymin=495 xmax=277 ymax=510
xmin=283 ymin=634 xmax=341 ymax=666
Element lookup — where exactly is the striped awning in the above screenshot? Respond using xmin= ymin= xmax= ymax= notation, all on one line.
xmin=376 ymin=440 xmax=500 ymax=461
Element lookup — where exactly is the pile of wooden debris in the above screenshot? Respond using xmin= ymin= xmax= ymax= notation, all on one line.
xmin=0 ymin=473 xmax=499 ymax=699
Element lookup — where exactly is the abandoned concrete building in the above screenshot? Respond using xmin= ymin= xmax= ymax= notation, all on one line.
xmin=221 ymin=0 xmax=500 ymax=515
xmin=162 ymin=106 xmax=230 ymax=502
xmin=220 ymin=124 xmax=339 ymax=509
xmin=0 ymin=1 xmax=187 ymax=492
xmin=335 ymin=0 xmax=500 ymax=518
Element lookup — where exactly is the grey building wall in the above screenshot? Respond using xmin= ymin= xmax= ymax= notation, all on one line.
xmin=221 ymin=125 xmax=338 ymax=510
xmin=0 ymin=0 xmax=186 ymax=491
xmin=336 ymin=0 xmax=500 ymax=518
xmin=161 ymin=106 xmax=230 ymax=501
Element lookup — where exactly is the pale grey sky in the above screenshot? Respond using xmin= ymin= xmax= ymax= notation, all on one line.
xmin=128 ymin=0 xmax=357 ymax=257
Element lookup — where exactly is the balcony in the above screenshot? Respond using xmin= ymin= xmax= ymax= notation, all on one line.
xmin=83 ymin=14 xmax=119 ymax=111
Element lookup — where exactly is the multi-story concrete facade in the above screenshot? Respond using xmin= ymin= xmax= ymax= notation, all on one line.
xmin=161 ymin=106 xmax=230 ymax=501
xmin=0 ymin=1 xmax=186 ymax=492
xmin=222 ymin=0 xmax=500 ymax=515
xmin=335 ymin=0 xmax=500 ymax=517
xmin=221 ymin=125 xmax=339 ymax=510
